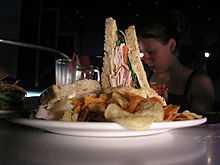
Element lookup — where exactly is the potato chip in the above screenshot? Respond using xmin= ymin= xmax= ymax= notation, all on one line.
xmin=62 ymin=111 xmax=73 ymax=121
xmin=112 ymin=92 xmax=129 ymax=109
xmin=163 ymin=104 xmax=180 ymax=121
xmin=61 ymin=110 xmax=79 ymax=122
xmin=104 ymin=103 xmax=132 ymax=119
xmin=113 ymin=87 xmax=148 ymax=98
xmin=135 ymin=102 xmax=164 ymax=122
xmin=174 ymin=110 xmax=203 ymax=121
xmin=113 ymin=117 xmax=154 ymax=130
xmin=127 ymin=94 xmax=145 ymax=113
xmin=104 ymin=101 xmax=164 ymax=130
xmin=182 ymin=110 xmax=203 ymax=119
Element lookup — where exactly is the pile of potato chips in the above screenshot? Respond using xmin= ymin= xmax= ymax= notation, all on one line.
xmin=60 ymin=87 xmax=203 ymax=130
xmin=163 ymin=104 xmax=202 ymax=121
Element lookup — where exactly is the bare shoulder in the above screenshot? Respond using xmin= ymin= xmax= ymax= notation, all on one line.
xmin=191 ymin=72 xmax=214 ymax=91
xmin=188 ymin=71 xmax=215 ymax=113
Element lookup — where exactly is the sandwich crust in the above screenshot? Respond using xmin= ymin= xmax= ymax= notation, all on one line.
xmin=101 ymin=17 xmax=118 ymax=89
xmin=125 ymin=26 xmax=150 ymax=89
xmin=125 ymin=26 xmax=166 ymax=106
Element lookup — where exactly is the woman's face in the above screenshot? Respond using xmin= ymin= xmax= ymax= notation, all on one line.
xmin=139 ymin=38 xmax=176 ymax=73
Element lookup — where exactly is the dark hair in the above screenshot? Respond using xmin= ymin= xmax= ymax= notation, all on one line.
xmin=137 ymin=10 xmax=188 ymax=47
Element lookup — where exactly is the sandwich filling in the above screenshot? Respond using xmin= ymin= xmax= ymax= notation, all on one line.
xmin=109 ymin=31 xmax=140 ymax=88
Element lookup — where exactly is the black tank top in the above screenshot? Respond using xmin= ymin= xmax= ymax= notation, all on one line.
xmin=149 ymin=71 xmax=197 ymax=112
xmin=168 ymin=71 xmax=197 ymax=111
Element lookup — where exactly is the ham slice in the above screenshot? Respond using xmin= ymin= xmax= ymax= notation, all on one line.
xmin=109 ymin=43 xmax=132 ymax=87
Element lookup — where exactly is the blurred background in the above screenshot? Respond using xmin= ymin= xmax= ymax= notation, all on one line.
xmin=0 ymin=0 xmax=219 ymax=96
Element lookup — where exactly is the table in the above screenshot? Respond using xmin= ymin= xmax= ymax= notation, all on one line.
xmin=0 ymin=118 xmax=220 ymax=165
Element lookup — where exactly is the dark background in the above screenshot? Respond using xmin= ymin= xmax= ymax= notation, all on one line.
xmin=0 ymin=0 xmax=220 ymax=92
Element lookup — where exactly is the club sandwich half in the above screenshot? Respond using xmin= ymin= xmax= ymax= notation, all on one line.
xmin=101 ymin=17 xmax=166 ymax=106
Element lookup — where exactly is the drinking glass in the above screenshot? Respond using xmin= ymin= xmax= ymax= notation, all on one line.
xmin=55 ymin=58 xmax=74 ymax=86
xmin=74 ymin=65 xmax=100 ymax=81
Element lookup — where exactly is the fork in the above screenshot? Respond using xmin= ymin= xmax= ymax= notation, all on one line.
xmin=0 ymin=38 xmax=71 ymax=60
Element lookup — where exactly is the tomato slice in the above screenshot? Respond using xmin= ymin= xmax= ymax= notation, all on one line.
xmin=123 ymin=45 xmax=128 ymax=65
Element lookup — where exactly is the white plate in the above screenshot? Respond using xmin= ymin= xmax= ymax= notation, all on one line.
xmin=8 ymin=117 xmax=207 ymax=137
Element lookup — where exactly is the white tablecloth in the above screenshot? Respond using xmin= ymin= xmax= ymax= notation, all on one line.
xmin=0 ymin=119 xmax=220 ymax=165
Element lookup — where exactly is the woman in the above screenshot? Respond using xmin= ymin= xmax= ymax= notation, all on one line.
xmin=137 ymin=12 xmax=215 ymax=114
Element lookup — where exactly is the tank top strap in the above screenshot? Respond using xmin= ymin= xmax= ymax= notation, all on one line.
xmin=184 ymin=70 xmax=197 ymax=96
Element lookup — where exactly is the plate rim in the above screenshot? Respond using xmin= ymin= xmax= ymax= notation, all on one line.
xmin=8 ymin=117 xmax=207 ymax=137
xmin=9 ymin=117 xmax=207 ymax=130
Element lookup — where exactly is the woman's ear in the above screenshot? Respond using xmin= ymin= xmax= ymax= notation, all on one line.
xmin=168 ymin=38 xmax=176 ymax=53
